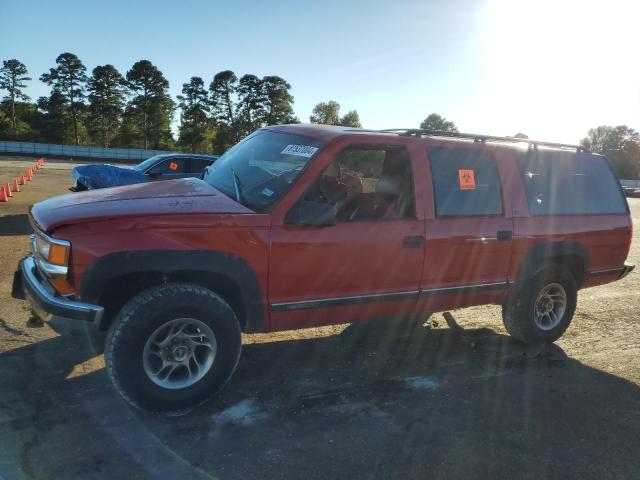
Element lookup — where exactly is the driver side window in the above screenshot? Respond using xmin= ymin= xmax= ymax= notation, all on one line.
xmin=303 ymin=145 xmax=415 ymax=222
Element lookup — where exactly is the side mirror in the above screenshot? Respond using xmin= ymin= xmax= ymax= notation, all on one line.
xmin=285 ymin=201 xmax=337 ymax=227
xmin=147 ymin=170 xmax=162 ymax=177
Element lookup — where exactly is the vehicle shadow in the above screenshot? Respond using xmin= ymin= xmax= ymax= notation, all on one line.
xmin=0 ymin=214 xmax=31 ymax=236
xmin=1 ymin=314 xmax=639 ymax=480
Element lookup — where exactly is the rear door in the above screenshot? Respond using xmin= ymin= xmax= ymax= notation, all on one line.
xmin=418 ymin=145 xmax=514 ymax=310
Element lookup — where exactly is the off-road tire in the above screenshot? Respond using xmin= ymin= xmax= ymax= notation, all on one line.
xmin=105 ymin=283 xmax=242 ymax=414
xmin=502 ymin=263 xmax=577 ymax=344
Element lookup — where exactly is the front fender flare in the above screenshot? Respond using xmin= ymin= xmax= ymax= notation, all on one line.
xmin=80 ymin=250 xmax=266 ymax=333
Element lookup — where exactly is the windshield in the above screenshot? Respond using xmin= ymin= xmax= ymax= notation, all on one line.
xmin=202 ymin=130 xmax=325 ymax=212
xmin=133 ymin=154 xmax=167 ymax=171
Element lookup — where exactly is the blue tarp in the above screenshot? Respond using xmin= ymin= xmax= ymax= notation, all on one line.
xmin=71 ymin=164 xmax=146 ymax=190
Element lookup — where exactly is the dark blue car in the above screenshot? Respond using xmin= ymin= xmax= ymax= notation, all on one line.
xmin=71 ymin=153 xmax=218 ymax=191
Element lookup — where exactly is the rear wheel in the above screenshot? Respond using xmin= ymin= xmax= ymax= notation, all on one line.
xmin=105 ymin=283 xmax=241 ymax=413
xmin=502 ymin=264 xmax=577 ymax=344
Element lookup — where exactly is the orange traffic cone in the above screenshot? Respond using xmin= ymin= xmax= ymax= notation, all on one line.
xmin=27 ymin=168 xmax=33 ymax=181
xmin=5 ymin=183 xmax=12 ymax=197
xmin=12 ymin=179 xmax=20 ymax=192
xmin=18 ymin=174 xmax=25 ymax=185
xmin=0 ymin=186 xmax=8 ymax=202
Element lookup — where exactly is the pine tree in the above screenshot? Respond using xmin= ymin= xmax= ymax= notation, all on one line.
xmin=37 ymin=92 xmax=70 ymax=144
xmin=209 ymin=70 xmax=238 ymax=152
xmin=0 ymin=59 xmax=31 ymax=138
xmin=209 ymin=70 xmax=237 ymax=126
xmin=261 ymin=76 xmax=297 ymax=125
xmin=126 ymin=60 xmax=174 ymax=149
xmin=237 ymin=74 xmax=265 ymax=136
xmin=177 ymin=76 xmax=212 ymax=152
xmin=40 ymin=53 xmax=88 ymax=145
xmin=87 ymin=65 xmax=126 ymax=147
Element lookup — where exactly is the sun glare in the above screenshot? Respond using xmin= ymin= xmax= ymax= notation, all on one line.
xmin=478 ymin=0 xmax=640 ymax=142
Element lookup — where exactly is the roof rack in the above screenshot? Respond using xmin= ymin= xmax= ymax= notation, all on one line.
xmin=378 ymin=129 xmax=588 ymax=153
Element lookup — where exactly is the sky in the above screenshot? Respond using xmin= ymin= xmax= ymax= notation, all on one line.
xmin=1 ymin=0 xmax=639 ymax=144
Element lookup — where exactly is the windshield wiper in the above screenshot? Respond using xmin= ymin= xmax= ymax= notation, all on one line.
xmin=230 ymin=168 xmax=244 ymax=204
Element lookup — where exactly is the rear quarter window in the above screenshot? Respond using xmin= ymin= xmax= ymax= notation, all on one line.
xmin=189 ymin=158 xmax=213 ymax=174
xmin=518 ymin=151 xmax=628 ymax=215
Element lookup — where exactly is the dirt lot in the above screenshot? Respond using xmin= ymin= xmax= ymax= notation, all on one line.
xmin=1 ymin=156 xmax=639 ymax=480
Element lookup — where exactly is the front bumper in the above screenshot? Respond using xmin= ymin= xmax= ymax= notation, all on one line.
xmin=18 ymin=256 xmax=104 ymax=324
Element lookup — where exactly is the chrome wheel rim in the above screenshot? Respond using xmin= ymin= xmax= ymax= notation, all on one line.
xmin=142 ymin=318 xmax=217 ymax=390
xmin=533 ymin=283 xmax=567 ymax=331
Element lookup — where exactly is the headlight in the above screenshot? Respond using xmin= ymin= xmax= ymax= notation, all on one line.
xmin=31 ymin=230 xmax=71 ymax=270
xmin=31 ymin=229 xmax=73 ymax=295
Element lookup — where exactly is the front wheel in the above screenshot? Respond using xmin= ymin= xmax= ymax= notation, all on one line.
xmin=105 ymin=283 xmax=242 ymax=413
xmin=502 ymin=264 xmax=577 ymax=344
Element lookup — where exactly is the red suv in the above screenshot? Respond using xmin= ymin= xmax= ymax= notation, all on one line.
xmin=16 ymin=124 xmax=634 ymax=412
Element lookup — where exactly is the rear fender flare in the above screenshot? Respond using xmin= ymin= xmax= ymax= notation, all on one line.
xmin=512 ymin=241 xmax=589 ymax=289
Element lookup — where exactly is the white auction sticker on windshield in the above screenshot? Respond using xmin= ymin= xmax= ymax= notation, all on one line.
xmin=281 ymin=144 xmax=318 ymax=157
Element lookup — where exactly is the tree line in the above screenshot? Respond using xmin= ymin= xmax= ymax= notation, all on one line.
xmin=2 ymin=55 xmax=639 ymax=177
xmin=0 ymin=54 xmax=363 ymax=154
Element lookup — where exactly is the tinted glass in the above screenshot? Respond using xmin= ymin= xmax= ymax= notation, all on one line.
xmin=189 ymin=158 xmax=213 ymax=174
xmin=302 ymin=146 xmax=415 ymax=221
xmin=148 ymin=157 xmax=187 ymax=174
xmin=429 ymin=147 xmax=502 ymax=216
xmin=519 ymin=151 xmax=627 ymax=215
xmin=134 ymin=154 xmax=167 ymax=171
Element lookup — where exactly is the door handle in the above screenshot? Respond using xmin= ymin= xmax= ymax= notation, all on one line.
xmin=403 ymin=235 xmax=425 ymax=248
xmin=497 ymin=230 xmax=513 ymax=241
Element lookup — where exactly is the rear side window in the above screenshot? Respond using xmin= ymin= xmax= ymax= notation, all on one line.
xmin=519 ymin=151 xmax=627 ymax=215
xmin=429 ymin=147 xmax=502 ymax=217
xmin=189 ymin=158 xmax=212 ymax=174
xmin=148 ymin=157 xmax=187 ymax=174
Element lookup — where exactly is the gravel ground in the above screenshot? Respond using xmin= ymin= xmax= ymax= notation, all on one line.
xmin=0 ymin=157 xmax=639 ymax=480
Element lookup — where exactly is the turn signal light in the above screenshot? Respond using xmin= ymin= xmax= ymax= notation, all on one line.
xmin=48 ymin=243 xmax=69 ymax=266
xmin=49 ymin=278 xmax=75 ymax=296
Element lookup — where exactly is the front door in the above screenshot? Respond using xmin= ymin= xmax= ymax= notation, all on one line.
xmin=268 ymin=143 xmax=425 ymax=331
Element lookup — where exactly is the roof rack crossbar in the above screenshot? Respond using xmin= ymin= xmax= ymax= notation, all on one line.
xmin=378 ymin=129 xmax=588 ymax=153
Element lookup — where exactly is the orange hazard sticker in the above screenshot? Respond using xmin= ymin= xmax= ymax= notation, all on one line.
xmin=169 ymin=161 xmax=178 ymax=171
xmin=458 ymin=169 xmax=475 ymax=190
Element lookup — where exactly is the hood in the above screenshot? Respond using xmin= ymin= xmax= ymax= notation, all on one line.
xmin=31 ymin=177 xmax=253 ymax=232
